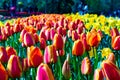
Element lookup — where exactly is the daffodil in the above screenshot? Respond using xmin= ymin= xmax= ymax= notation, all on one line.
xmin=101 ymin=48 xmax=112 ymax=58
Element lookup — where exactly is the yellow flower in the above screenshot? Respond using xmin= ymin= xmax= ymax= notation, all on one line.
xmin=101 ymin=48 xmax=112 ymax=58
xmin=88 ymin=48 xmax=96 ymax=58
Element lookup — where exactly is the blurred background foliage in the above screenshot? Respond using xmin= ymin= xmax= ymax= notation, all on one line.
xmin=0 ymin=0 xmax=120 ymax=16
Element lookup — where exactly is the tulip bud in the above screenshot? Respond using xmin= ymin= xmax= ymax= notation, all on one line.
xmin=62 ymin=54 xmax=71 ymax=79
xmin=27 ymin=46 xmax=43 ymax=67
xmin=36 ymin=63 xmax=54 ymax=80
xmin=94 ymin=69 xmax=104 ymax=80
xmin=81 ymin=57 xmax=92 ymax=75
xmin=72 ymin=40 xmax=85 ymax=56
xmin=0 ymin=46 xmax=8 ymax=63
xmin=58 ymin=49 xmax=65 ymax=56
xmin=53 ymin=34 xmax=64 ymax=50
xmin=7 ymin=55 xmax=22 ymax=78
xmin=0 ymin=62 xmax=8 ymax=80
xmin=107 ymin=53 xmax=115 ymax=63
xmin=101 ymin=60 xmax=120 ymax=80
xmin=24 ymin=32 xmax=35 ymax=47
xmin=44 ymin=45 xmax=57 ymax=64
xmin=6 ymin=46 xmax=17 ymax=59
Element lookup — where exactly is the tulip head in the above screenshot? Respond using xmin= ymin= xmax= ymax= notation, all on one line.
xmin=94 ymin=69 xmax=104 ymax=80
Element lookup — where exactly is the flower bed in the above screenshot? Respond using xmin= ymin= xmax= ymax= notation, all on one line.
xmin=0 ymin=13 xmax=120 ymax=80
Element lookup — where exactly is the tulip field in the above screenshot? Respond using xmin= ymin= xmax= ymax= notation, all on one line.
xmin=0 ymin=13 xmax=120 ymax=80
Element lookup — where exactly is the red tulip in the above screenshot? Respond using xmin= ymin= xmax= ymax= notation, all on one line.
xmin=44 ymin=45 xmax=57 ymax=64
xmin=7 ymin=55 xmax=22 ymax=78
xmin=24 ymin=32 xmax=35 ymax=47
xmin=110 ymin=27 xmax=119 ymax=37
xmin=27 ymin=46 xmax=43 ymax=67
xmin=39 ymin=38 xmax=46 ymax=49
xmin=72 ymin=40 xmax=85 ymax=56
xmin=45 ymin=28 xmax=51 ymax=40
xmin=21 ymin=58 xmax=29 ymax=71
xmin=67 ymin=30 xmax=72 ymax=38
xmin=0 ymin=62 xmax=8 ymax=80
xmin=33 ymin=33 xmax=39 ymax=43
xmin=72 ymin=30 xmax=79 ymax=41
xmin=36 ymin=63 xmax=54 ymax=80
xmin=0 ymin=46 xmax=8 ymax=63
xmin=50 ymin=28 xmax=56 ymax=40
xmin=53 ymin=34 xmax=64 ymax=50
xmin=101 ymin=60 xmax=120 ymax=80
xmin=39 ymin=31 xmax=46 ymax=41
xmin=6 ymin=46 xmax=17 ymax=59
xmin=81 ymin=57 xmax=92 ymax=75
xmin=112 ymin=36 xmax=120 ymax=50
xmin=62 ymin=28 xmax=67 ymax=36
xmin=94 ymin=69 xmax=104 ymax=80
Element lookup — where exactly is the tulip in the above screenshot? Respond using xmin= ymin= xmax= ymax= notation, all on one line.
xmin=27 ymin=46 xmax=43 ymax=67
xmin=53 ymin=34 xmax=64 ymax=50
xmin=112 ymin=36 xmax=120 ymax=50
xmin=94 ymin=69 xmax=103 ymax=80
xmin=33 ymin=33 xmax=39 ymax=43
xmin=107 ymin=53 xmax=115 ymax=63
xmin=110 ymin=27 xmax=119 ymax=37
xmin=21 ymin=58 xmax=29 ymax=71
xmin=57 ymin=26 xmax=62 ymax=35
xmin=62 ymin=28 xmax=67 ymax=36
xmin=50 ymin=28 xmax=56 ymax=40
xmin=62 ymin=54 xmax=71 ymax=79
xmin=40 ymin=38 xmax=46 ymax=49
xmin=44 ymin=45 xmax=57 ymax=64
xmin=24 ymin=32 xmax=35 ymax=47
xmin=45 ymin=28 xmax=51 ymax=40
xmin=67 ymin=30 xmax=72 ymax=38
xmin=0 ymin=46 xmax=8 ymax=63
xmin=13 ymin=24 xmax=23 ymax=33
xmin=80 ymin=33 xmax=91 ymax=51
xmin=7 ymin=55 xmax=22 ymax=78
xmin=58 ymin=49 xmax=65 ymax=56
xmin=101 ymin=60 xmax=120 ymax=80
xmin=36 ymin=63 xmax=54 ymax=80
xmin=6 ymin=46 xmax=17 ymax=59
xmin=39 ymin=31 xmax=46 ymax=41
xmin=86 ymin=29 xmax=101 ymax=47
xmin=0 ymin=62 xmax=8 ymax=80
xmin=72 ymin=40 xmax=85 ymax=56
xmin=72 ymin=30 xmax=79 ymax=41
xmin=19 ymin=29 xmax=27 ymax=42
xmin=81 ymin=57 xmax=92 ymax=75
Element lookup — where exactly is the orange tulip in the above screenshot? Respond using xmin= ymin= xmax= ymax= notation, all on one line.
xmin=44 ymin=45 xmax=57 ymax=64
xmin=6 ymin=46 xmax=17 ymax=59
xmin=111 ymin=36 xmax=120 ymax=50
xmin=27 ymin=46 xmax=43 ymax=67
xmin=0 ymin=62 xmax=8 ymax=80
xmin=87 ymin=29 xmax=101 ymax=47
xmin=80 ymin=33 xmax=91 ymax=51
xmin=53 ymin=34 xmax=64 ymax=50
xmin=101 ymin=60 xmax=120 ymax=80
xmin=0 ymin=46 xmax=8 ymax=63
xmin=36 ymin=63 xmax=54 ymax=80
xmin=81 ymin=57 xmax=92 ymax=75
xmin=7 ymin=55 xmax=22 ymax=78
xmin=94 ymin=69 xmax=103 ymax=80
xmin=110 ymin=27 xmax=119 ymax=37
xmin=72 ymin=40 xmax=85 ymax=56
xmin=24 ymin=32 xmax=35 ymax=47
